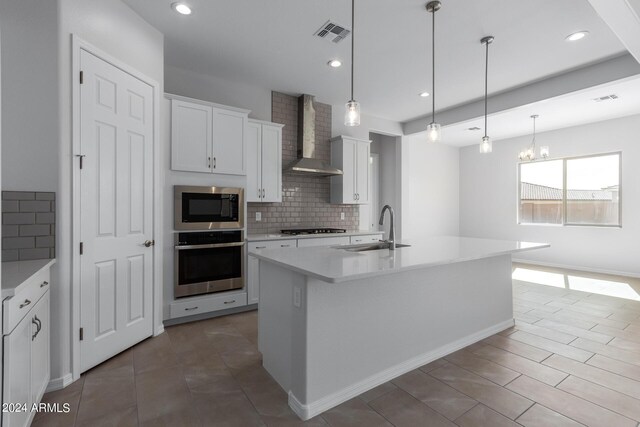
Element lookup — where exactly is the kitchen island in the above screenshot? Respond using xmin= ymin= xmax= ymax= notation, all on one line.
xmin=251 ymin=236 xmax=549 ymax=420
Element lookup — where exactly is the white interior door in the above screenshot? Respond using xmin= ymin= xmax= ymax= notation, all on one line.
xmin=79 ymin=49 xmax=154 ymax=372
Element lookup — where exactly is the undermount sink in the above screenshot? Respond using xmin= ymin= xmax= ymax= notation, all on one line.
xmin=337 ymin=242 xmax=411 ymax=252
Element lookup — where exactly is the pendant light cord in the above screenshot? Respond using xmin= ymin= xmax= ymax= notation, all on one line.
xmin=351 ymin=0 xmax=355 ymax=102
xmin=431 ymin=7 xmax=436 ymax=124
xmin=484 ymin=40 xmax=489 ymax=138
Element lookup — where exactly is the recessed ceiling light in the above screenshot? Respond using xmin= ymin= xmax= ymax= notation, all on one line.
xmin=419 ymin=92 xmax=430 ymax=97
xmin=328 ymin=59 xmax=342 ymax=68
xmin=565 ymin=31 xmax=589 ymax=42
xmin=172 ymin=2 xmax=192 ymax=15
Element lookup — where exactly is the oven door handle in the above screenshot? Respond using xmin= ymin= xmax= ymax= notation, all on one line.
xmin=174 ymin=242 xmax=246 ymax=250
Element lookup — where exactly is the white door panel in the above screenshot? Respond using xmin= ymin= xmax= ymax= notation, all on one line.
xmin=246 ymin=121 xmax=261 ymax=202
xmin=261 ymin=125 xmax=282 ymax=202
xmin=212 ymin=108 xmax=246 ymax=175
xmin=171 ymin=100 xmax=212 ymax=172
xmin=356 ymin=142 xmax=370 ymax=204
xmin=79 ymin=50 xmax=154 ymax=372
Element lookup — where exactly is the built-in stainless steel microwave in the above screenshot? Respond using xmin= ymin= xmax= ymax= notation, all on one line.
xmin=174 ymin=186 xmax=244 ymax=230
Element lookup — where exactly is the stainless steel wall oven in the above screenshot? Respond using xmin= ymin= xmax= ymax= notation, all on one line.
xmin=174 ymin=230 xmax=244 ymax=298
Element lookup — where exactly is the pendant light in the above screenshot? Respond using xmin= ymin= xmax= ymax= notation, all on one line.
xmin=344 ymin=0 xmax=361 ymax=126
xmin=426 ymin=1 xmax=442 ymax=142
xmin=479 ymin=36 xmax=494 ymax=154
xmin=519 ymin=115 xmax=549 ymax=161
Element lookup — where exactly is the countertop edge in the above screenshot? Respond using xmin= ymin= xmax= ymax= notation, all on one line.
xmin=246 ymin=231 xmax=384 ymax=242
xmin=250 ymin=243 xmax=550 ymax=283
xmin=2 ymin=259 xmax=56 ymax=299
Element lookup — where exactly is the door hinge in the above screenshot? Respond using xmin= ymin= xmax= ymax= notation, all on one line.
xmin=79 ymin=327 xmax=84 ymax=341
xmin=79 ymin=242 xmax=84 ymax=255
xmin=79 ymin=71 xmax=84 ymax=84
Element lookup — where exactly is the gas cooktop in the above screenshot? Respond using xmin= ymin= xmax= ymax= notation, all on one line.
xmin=281 ymin=228 xmax=347 ymax=236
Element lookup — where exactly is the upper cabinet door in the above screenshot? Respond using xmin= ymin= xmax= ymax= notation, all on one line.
xmin=246 ymin=121 xmax=262 ymax=202
xmin=171 ymin=100 xmax=212 ymax=173
xmin=343 ymin=140 xmax=357 ymax=203
xmin=261 ymin=124 xmax=282 ymax=203
xmin=356 ymin=142 xmax=370 ymax=204
xmin=212 ymin=108 xmax=247 ymax=175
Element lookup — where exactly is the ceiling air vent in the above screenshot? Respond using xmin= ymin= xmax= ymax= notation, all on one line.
xmin=314 ymin=20 xmax=351 ymax=43
xmin=592 ymin=94 xmax=619 ymax=102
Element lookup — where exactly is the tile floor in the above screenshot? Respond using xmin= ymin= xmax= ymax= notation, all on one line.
xmin=34 ymin=264 xmax=640 ymax=426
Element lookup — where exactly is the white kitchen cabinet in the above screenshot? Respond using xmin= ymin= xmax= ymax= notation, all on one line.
xmin=169 ymin=94 xmax=249 ymax=175
xmin=349 ymin=234 xmax=383 ymax=244
xmin=2 ymin=260 xmax=53 ymax=427
xmin=246 ymin=120 xmax=283 ymax=203
xmin=296 ymin=236 xmax=350 ymax=248
xmin=330 ymin=136 xmax=370 ymax=204
xmin=247 ymin=240 xmax=296 ymax=304
xmin=171 ymin=99 xmax=212 ymax=173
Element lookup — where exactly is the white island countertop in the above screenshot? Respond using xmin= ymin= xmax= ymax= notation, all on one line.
xmin=247 ymin=230 xmax=383 ymax=242
xmin=2 ymin=259 xmax=56 ymax=299
xmin=250 ymin=236 xmax=549 ymax=283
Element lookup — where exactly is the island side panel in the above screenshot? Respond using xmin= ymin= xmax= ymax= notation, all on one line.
xmin=258 ymin=259 xmax=308 ymax=397
xmin=301 ymin=254 xmax=514 ymax=409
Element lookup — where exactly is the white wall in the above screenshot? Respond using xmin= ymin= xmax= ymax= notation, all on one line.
xmin=55 ymin=0 xmax=164 ymax=384
xmin=0 ymin=0 xmax=58 ymax=191
xmin=459 ymin=114 xmax=640 ymax=276
xmin=165 ymin=65 xmax=271 ymax=121
xmin=370 ymin=133 xmax=400 ymax=238
xmin=401 ymin=133 xmax=460 ymax=240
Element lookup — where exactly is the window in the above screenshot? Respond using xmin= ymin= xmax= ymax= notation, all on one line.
xmin=518 ymin=153 xmax=621 ymax=227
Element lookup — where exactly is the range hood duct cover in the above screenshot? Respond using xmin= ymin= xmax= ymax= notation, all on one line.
xmin=284 ymin=94 xmax=343 ymax=176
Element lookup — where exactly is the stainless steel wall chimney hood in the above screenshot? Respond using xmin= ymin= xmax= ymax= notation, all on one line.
xmin=284 ymin=94 xmax=344 ymax=176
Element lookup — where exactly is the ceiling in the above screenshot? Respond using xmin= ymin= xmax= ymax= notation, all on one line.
xmin=123 ymin=0 xmax=627 ymax=123
xmin=439 ymin=75 xmax=640 ymax=146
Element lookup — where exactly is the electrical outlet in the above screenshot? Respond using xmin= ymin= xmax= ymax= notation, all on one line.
xmin=256 ymin=212 xmax=262 ymax=221
xmin=293 ymin=286 xmax=301 ymax=308
xmin=340 ymin=212 xmax=345 ymax=220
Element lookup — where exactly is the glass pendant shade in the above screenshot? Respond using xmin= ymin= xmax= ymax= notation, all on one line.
xmin=539 ymin=146 xmax=550 ymax=158
xmin=344 ymin=100 xmax=361 ymax=127
xmin=426 ymin=122 xmax=441 ymax=142
xmin=479 ymin=136 xmax=492 ymax=154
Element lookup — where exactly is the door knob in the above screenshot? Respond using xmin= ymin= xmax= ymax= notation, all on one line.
xmin=143 ymin=240 xmax=155 ymax=247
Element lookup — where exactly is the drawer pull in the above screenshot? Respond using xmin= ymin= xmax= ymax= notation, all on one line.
xmin=20 ymin=299 xmax=32 ymax=309
xmin=224 ymin=300 xmax=236 ymax=305
xmin=32 ymin=316 xmax=42 ymax=341
xmin=184 ymin=306 xmax=199 ymax=311
xmin=41 ymin=281 xmax=49 ymax=288
xmin=281 ymin=244 xmax=290 ymax=247
xmin=256 ymin=246 xmax=267 ymax=249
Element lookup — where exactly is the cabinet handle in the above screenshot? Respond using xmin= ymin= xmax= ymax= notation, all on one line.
xmin=32 ymin=317 xmax=39 ymax=340
xmin=213 ymin=157 xmax=217 ymax=169
xmin=262 ymin=189 xmax=265 ymax=198
xmin=40 ymin=281 xmax=49 ymax=288
xmin=224 ymin=300 xmax=236 ymax=305
xmin=281 ymin=244 xmax=290 ymax=247
xmin=208 ymin=157 xmax=211 ymax=168
xmin=258 ymin=188 xmax=261 ymax=198
xmin=184 ymin=306 xmax=199 ymax=311
xmin=255 ymin=246 xmax=267 ymax=249
xmin=20 ymin=299 xmax=31 ymax=309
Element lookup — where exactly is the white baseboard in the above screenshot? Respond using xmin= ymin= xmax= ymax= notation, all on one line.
xmin=512 ymin=258 xmax=640 ymax=279
xmin=46 ymin=373 xmax=74 ymax=393
xmin=288 ymin=318 xmax=515 ymax=421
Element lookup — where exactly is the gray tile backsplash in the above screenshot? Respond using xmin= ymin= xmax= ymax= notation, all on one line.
xmin=246 ymin=92 xmax=359 ymax=234
xmin=2 ymin=191 xmax=56 ymax=261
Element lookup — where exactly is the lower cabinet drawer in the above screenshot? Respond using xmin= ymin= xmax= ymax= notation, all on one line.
xmin=248 ymin=240 xmax=297 ymax=251
xmin=169 ymin=292 xmax=247 ymax=319
xmin=350 ymin=234 xmax=383 ymax=244
xmin=297 ymin=236 xmax=350 ymax=247
xmin=3 ymin=268 xmax=50 ymax=335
